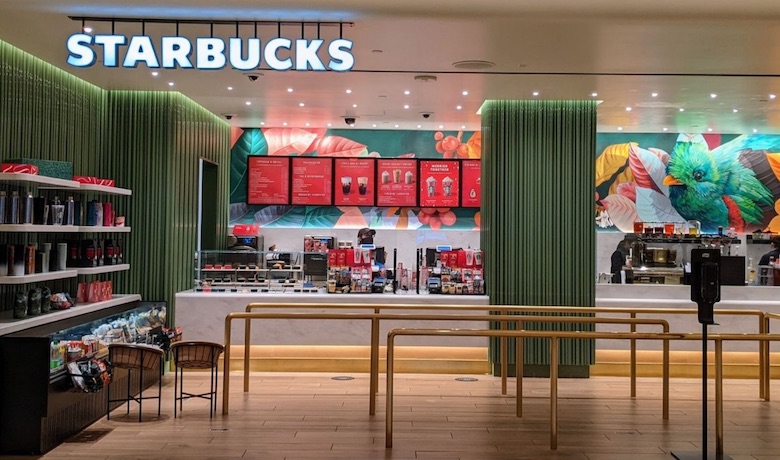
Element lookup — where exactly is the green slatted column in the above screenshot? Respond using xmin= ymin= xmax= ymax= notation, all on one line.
xmin=481 ymin=100 xmax=597 ymax=377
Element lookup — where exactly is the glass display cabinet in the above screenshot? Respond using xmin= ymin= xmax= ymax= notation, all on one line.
xmin=194 ymin=250 xmax=325 ymax=293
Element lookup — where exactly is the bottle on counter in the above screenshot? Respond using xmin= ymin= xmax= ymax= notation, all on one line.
xmin=23 ymin=191 xmax=34 ymax=224
xmin=748 ymin=258 xmax=756 ymax=286
xmin=64 ymin=195 xmax=75 ymax=226
xmin=9 ymin=191 xmax=20 ymax=224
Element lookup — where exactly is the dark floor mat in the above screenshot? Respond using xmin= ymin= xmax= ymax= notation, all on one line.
xmin=63 ymin=428 xmax=113 ymax=443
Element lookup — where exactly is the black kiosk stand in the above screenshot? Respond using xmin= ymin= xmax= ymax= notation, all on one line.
xmin=672 ymin=249 xmax=732 ymax=460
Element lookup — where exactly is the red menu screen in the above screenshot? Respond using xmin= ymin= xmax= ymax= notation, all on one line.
xmin=334 ymin=159 xmax=376 ymax=206
xmin=376 ymin=159 xmax=418 ymax=207
xmin=247 ymin=156 xmax=290 ymax=205
xmin=291 ymin=157 xmax=333 ymax=205
xmin=461 ymin=160 xmax=481 ymax=208
xmin=419 ymin=160 xmax=460 ymax=208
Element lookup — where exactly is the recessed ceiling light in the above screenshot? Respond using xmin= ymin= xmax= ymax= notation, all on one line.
xmin=403 ymin=104 xmax=410 ymax=109
xmin=394 ymin=124 xmax=399 ymax=128
xmin=771 ymin=94 xmax=777 ymax=99
xmin=227 ymin=86 xmax=233 ymax=90
xmin=591 ymin=92 xmax=598 ymax=97
xmin=733 ymin=108 xmax=739 ymax=113
xmin=372 ymin=49 xmax=383 ymax=53
xmin=305 ymin=122 xmax=310 ymax=127
xmin=352 ymin=104 xmax=358 ymax=108
xmin=710 ymin=93 xmax=717 ymax=98
xmin=299 ymin=102 xmax=305 ymax=107
xmin=617 ymin=127 xmax=623 ymax=131
xmin=461 ymin=125 xmax=466 ymax=129
xmin=662 ymin=127 xmax=668 ymax=132
xmin=372 ymin=124 xmax=377 ymax=127
xmin=532 ymin=91 xmax=540 ymax=96
xmin=679 ymin=108 xmax=685 ymax=112
xmin=287 ymin=88 xmax=294 ymax=93
xmin=327 ymin=123 xmax=332 ymax=127
xmin=753 ymin=128 xmax=759 ymax=133
xmin=456 ymin=105 xmax=462 ymax=110
xmin=707 ymin=128 xmax=713 ymax=132
xmin=462 ymin=90 xmax=469 ymax=96
xmin=260 ymin=121 xmax=265 ymax=126
xmin=625 ymin=107 xmax=632 ymax=112
xmin=452 ymin=60 xmax=495 ymax=70
xmin=438 ymin=125 xmax=443 ymax=129
xmin=651 ymin=92 xmax=659 ymax=98
xmin=151 ymin=71 xmax=159 ymax=77
xmin=404 ymin=90 xmax=410 ymax=95
xmin=345 ymin=89 xmax=352 ymax=94
xmin=283 ymin=122 xmax=288 ymax=126
xmin=245 ymin=101 xmax=251 ymax=105
xmin=83 ymin=27 xmax=93 ymax=33
xmin=168 ymin=82 xmax=174 ymax=87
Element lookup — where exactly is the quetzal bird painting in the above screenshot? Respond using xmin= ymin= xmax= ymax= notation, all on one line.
xmin=663 ymin=136 xmax=775 ymax=232
xmin=595 ymin=134 xmax=780 ymax=234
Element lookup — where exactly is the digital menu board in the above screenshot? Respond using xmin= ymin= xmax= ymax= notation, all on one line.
xmin=334 ymin=158 xmax=376 ymax=206
xmin=247 ymin=156 xmax=290 ymax=205
xmin=419 ymin=160 xmax=460 ymax=208
xmin=376 ymin=159 xmax=418 ymax=207
xmin=461 ymin=160 xmax=481 ymax=208
xmin=291 ymin=157 xmax=333 ymax=206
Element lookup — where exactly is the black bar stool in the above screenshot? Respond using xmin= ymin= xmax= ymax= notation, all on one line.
xmin=171 ymin=341 xmax=224 ymax=417
xmin=106 ymin=343 xmax=164 ymax=422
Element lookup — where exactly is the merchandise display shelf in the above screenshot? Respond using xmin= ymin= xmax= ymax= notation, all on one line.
xmin=76 ymin=264 xmax=130 ymax=275
xmin=0 ymin=172 xmax=79 ymax=188
xmin=0 ymin=224 xmax=80 ymax=233
xmin=0 ymin=269 xmax=78 ymax=285
xmin=77 ymin=225 xmax=131 ymax=233
xmin=74 ymin=184 xmax=132 ymax=195
xmin=0 ymin=294 xmax=142 ymax=337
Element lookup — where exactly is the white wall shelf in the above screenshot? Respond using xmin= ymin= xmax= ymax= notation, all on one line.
xmin=0 ymin=294 xmax=142 ymax=337
xmin=0 ymin=270 xmax=78 ymax=285
xmin=76 ymin=264 xmax=129 ymax=275
xmin=0 ymin=172 xmax=79 ymax=188
xmin=75 ymin=184 xmax=131 ymax=195
xmin=0 ymin=224 xmax=79 ymax=233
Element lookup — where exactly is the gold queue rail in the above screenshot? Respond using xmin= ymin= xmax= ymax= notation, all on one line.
xmin=225 ymin=310 xmax=673 ymax=417
xmin=242 ymin=302 xmax=769 ymax=399
xmin=384 ymin=328 xmax=780 ymax=453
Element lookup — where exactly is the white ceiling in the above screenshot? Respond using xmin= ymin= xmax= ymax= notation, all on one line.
xmin=3 ymin=0 xmax=780 ymax=132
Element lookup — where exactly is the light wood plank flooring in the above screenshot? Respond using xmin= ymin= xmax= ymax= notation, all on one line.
xmin=15 ymin=372 xmax=780 ymax=460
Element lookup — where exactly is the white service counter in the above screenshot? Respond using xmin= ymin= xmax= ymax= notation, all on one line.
xmin=174 ymin=291 xmax=491 ymax=347
xmin=595 ymin=284 xmax=780 ymax=351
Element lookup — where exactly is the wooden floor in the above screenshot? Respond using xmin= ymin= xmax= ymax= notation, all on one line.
xmin=19 ymin=372 xmax=780 ymax=460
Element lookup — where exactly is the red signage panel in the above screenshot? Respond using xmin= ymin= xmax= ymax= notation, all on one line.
xmin=291 ymin=157 xmax=333 ymax=206
xmin=247 ymin=156 xmax=290 ymax=205
xmin=376 ymin=159 xmax=418 ymax=207
xmin=419 ymin=160 xmax=460 ymax=208
xmin=334 ymin=158 xmax=376 ymax=206
xmin=461 ymin=160 xmax=481 ymax=208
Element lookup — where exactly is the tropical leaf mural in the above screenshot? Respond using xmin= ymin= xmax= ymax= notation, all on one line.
xmin=595 ymin=133 xmax=780 ymax=233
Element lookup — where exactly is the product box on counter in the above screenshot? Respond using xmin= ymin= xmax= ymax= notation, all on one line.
xmin=1 ymin=163 xmax=39 ymax=174
xmin=73 ymin=176 xmax=115 ymax=187
xmin=5 ymin=158 xmax=73 ymax=180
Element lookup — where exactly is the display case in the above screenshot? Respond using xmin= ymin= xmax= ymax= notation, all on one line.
xmin=0 ymin=297 xmax=168 ymax=455
xmin=194 ymin=250 xmax=323 ymax=293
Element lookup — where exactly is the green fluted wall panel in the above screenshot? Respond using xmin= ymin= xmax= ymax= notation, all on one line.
xmin=481 ymin=100 xmax=597 ymax=367
xmin=106 ymin=91 xmax=230 ymax=325
xmin=0 ymin=38 xmax=229 ymax=318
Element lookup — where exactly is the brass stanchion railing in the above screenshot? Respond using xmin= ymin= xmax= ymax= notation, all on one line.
xmin=224 ymin=311 xmax=671 ymax=417
xmin=241 ymin=303 xmax=766 ymax=398
xmin=385 ymin=328 xmax=685 ymax=451
xmin=385 ymin=328 xmax=780 ymax=454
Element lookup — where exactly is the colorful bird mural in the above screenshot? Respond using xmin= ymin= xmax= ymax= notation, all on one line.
xmin=663 ymin=136 xmax=775 ymax=232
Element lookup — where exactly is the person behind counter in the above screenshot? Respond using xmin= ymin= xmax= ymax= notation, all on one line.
xmin=611 ymin=239 xmax=631 ymax=283
xmin=759 ymin=236 xmax=780 ymax=266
